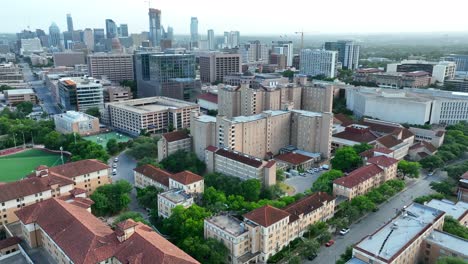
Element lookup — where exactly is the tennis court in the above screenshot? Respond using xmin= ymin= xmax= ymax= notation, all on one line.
xmin=0 ymin=149 xmax=64 ymax=182
xmin=83 ymin=132 xmax=132 ymax=148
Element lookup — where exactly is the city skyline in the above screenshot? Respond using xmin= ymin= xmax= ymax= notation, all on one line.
xmin=3 ymin=0 xmax=468 ymax=35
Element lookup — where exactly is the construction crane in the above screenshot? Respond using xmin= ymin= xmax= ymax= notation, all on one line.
xmin=295 ymin=31 xmax=304 ymax=50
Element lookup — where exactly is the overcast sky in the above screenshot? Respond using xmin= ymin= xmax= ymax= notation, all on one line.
xmin=2 ymin=0 xmax=468 ymax=36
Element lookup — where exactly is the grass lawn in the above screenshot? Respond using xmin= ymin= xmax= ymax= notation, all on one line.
xmin=278 ymin=182 xmax=295 ymax=196
xmin=83 ymin=132 xmax=132 ymax=148
xmin=0 ymin=149 xmax=63 ymax=182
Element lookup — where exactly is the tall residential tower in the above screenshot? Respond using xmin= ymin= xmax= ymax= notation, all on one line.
xmin=149 ymin=8 xmax=162 ymax=47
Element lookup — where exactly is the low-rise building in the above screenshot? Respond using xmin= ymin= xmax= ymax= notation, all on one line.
xmin=105 ymin=97 xmax=199 ymax=136
xmin=354 ymin=70 xmax=431 ymax=88
xmin=157 ymin=189 xmax=194 ymax=218
xmin=425 ymin=199 xmax=468 ymax=227
xmin=409 ymin=127 xmax=445 ymax=148
xmin=157 ymin=130 xmax=192 ymax=162
xmin=15 ymin=198 xmax=199 ymax=264
xmin=333 ymin=156 xmax=398 ymax=200
xmin=352 ymin=203 xmax=445 ymax=264
xmin=408 ymin=141 xmax=438 ymax=161
xmin=204 ymin=192 xmax=335 ymax=263
xmin=134 ymin=164 xmax=204 ymax=194
xmin=274 ymin=152 xmax=317 ymax=171
xmin=421 ymin=230 xmax=468 ymax=264
xmin=54 ymin=111 xmax=100 ymax=136
xmin=103 ymin=85 xmax=133 ymax=102
xmin=205 ymin=146 xmax=277 ymax=186
xmin=4 ymin=89 xmax=37 ymax=105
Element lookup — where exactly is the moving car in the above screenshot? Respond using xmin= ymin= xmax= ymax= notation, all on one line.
xmin=340 ymin=228 xmax=350 ymax=235
xmin=325 ymin=240 xmax=335 ymax=247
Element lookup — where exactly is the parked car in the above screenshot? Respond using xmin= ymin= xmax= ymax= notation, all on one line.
xmin=308 ymin=253 xmax=317 ymax=261
xmin=300 ymin=173 xmax=306 ymax=176
xmin=113 ymin=163 xmax=117 ymax=168
xmin=112 ymin=171 xmax=117 ymax=176
xmin=325 ymin=240 xmax=335 ymax=247
xmin=340 ymin=228 xmax=350 ymax=235
xmin=114 ymin=157 xmax=119 ymax=162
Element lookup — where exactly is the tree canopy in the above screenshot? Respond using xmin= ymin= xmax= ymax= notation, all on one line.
xmin=90 ymin=180 xmax=132 ymax=216
xmin=398 ymin=160 xmax=421 ymax=178
xmin=85 ymin=107 xmax=101 ymax=119
xmin=331 ymin=147 xmax=362 ymax=172
xmin=160 ymin=150 xmax=206 ymax=175
xmin=443 ymin=216 xmax=468 ymax=239
xmin=311 ymin=169 xmax=344 ymax=194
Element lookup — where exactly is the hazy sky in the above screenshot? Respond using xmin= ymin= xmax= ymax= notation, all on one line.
xmin=2 ymin=0 xmax=468 ymax=36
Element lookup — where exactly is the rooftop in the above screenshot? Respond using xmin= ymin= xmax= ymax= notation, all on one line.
xmin=243 ymin=205 xmax=290 ymax=228
xmin=195 ymin=114 xmax=216 ymax=123
xmin=171 ymin=171 xmax=204 ymax=185
xmin=197 ymin=93 xmax=218 ymax=104
xmin=107 ymin=97 xmax=198 ymax=114
xmin=367 ymin=156 xmax=399 ymax=168
xmin=4 ymin=88 xmax=34 ymax=95
xmin=333 ymin=164 xmax=383 ymax=188
xmin=283 ymin=192 xmax=334 ymax=223
xmin=214 ymin=148 xmax=264 ymax=168
xmin=54 ymin=111 xmax=98 ymax=122
xmin=205 ymin=215 xmax=247 ymax=237
xmin=274 ymin=152 xmax=313 ymax=165
xmin=424 ymin=230 xmax=468 ymax=257
xmin=134 ymin=165 xmax=172 ymax=187
xmin=49 ymin=159 xmax=109 ymax=179
xmin=159 ymin=189 xmax=192 ymax=204
xmin=162 ymin=130 xmax=190 ymax=143
xmin=425 ymin=199 xmax=468 ymax=221
xmin=354 ymin=203 xmax=445 ymax=262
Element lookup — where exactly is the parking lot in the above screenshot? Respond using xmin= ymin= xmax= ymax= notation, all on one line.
xmin=284 ymin=168 xmax=325 ymax=194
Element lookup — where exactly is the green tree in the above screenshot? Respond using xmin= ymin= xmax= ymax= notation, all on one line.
xmin=276 ymin=169 xmax=285 ymax=182
xmin=398 ymin=160 xmax=421 ymax=178
xmin=443 ymin=216 xmax=468 ymax=239
xmin=43 ymin=131 xmax=62 ymax=150
xmin=351 ymin=196 xmax=376 ymax=212
xmin=336 ymin=246 xmax=354 ymax=264
xmin=181 ymin=237 xmax=229 ymax=264
xmin=282 ymin=69 xmax=296 ymax=79
xmin=206 ymin=110 xmax=218 ymax=117
xmin=413 ymin=193 xmax=446 ymax=204
xmin=420 ymin=155 xmax=444 ymax=170
xmin=289 ymin=256 xmax=302 ymax=264
xmin=85 ymin=107 xmax=101 ymax=118
xmin=331 ymin=147 xmax=362 ymax=172
xmin=120 ymin=80 xmax=137 ymax=94
xmin=106 ymin=138 xmax=120 ymax=155
xmin=90 ymin=180 xmax=132 ymax=216
xmin=240 ymin=179 xmax=262 ymax=201
xmin=202 ymin=187 xmax=227 ymax=212
xmin=136 ymin=157 xmax=162 ymax=168
xmin=113 ymin=211 xmax=149 ymax=226
xmin=127 ymin=136 xmax=159 ymax=160
xmin=136 ymin=186 xmax=164 ymax=211
xmin=301 ymin=238 xmax=320 ymax=257
xmin=0 ymin=85 xmax=14 ymax=92
xmin=352 ymin=143 xmax=373 ymax=154
xmin=430 ymin=180 xmax=455 ymax=196
xmin=160 ymin=150 xmax=206 ymax=175
xmin=312 ymin=170 xmax=344 ymax=194
xmin=16 ymin=101 xmax=34 ymax=115
xmin=437 ymin=256 xmax=468 ymax=264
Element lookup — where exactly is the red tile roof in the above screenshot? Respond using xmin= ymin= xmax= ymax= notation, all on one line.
xmin=49 ymin=159 xmax=109 ymax=179
xmin=376 ymin=134 xmax=403 ymax=149
xmin=400 ymin=129 xmax=414 ymax=140
xmin=15 ymin=198 xmax=199 ymax=264
xmin=374 ymin=147 xmax=394 ymax=154
xmin=117 ymin=219 xmax=139 ymax=230
xmin=205 ymin=145 xmax=218 ymax=152
xmin=171 ymin=171 xmax=204 ymax=185
xmin=0 ymin=237 xmax=21 ymax=250
xmin=274 ymin=152 xmax=313 ymax=165
xmin=283 ymin=192 xmax=334 ymax=223
xmin=215 ymin=148 xmax=264 ymax=168
xmin=333 ymin=164 xmax=383 ymax=188
xmin=367 ymin=156 xmax=399 ymax=168
xmin=134 ymin=165 xmax=172 ymax=188
xmin=333 ymin=130 xmax=378 ymax=144
xmin=0 ymin=175 xmax=73 ymax=203
xmin=360 ymin=120 xmax=402 ymax=135
xmin=243 ymin=205 xmax=290 ymax=227
xmin=334 ymin=113 xmax=353 ymax=126
xmin=461 ymin=172 xmax=468 ymax=180
xmin=162 ymin=130 xmax=190 ymax=143
xmin=264 ymin=160 xmax=276 ymax=168
xmin=70 ymin=188 xmax=87 ymax=196
xmin=403 ymin=71 xmax=430 ymax=77
xmin=197 ymin=93 xmax=218 ymax=104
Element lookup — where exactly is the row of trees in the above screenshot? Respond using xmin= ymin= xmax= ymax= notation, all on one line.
xmin=397 ymin=160 xmax=421 ymax=178
xmin=44 ymin=131 xmax=109 ymax=162
xmin=443 ymin=216 xmax=468 ymax=239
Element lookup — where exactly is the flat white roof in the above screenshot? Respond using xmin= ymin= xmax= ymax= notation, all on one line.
xmin=196 ymin=115 xmax=216 ymax=123
xmin=355 ymin=203 xmax=444 ymax=261
xmin=425 ymin=230 xmax=468 ymax=257
xmin=5 ymin=89 xmax=34 ymax=95
xmin=425 ymin=199 xmax=468 ymax=221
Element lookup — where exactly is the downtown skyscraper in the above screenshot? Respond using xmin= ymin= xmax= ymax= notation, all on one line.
xmin=105 ymin=19 xmax=117 ymax=39
xmin=324 ymin=40 xmax=360 ymax=70
xmin=149 ymin=8 xmax=161 ymax=47
xmin=66 ymin=14 xmax=74 ymax=32
xmin=190 ymin=17 xmax=199 ymax=48
xmin=207 ymin=29 xmax=215 ymax=50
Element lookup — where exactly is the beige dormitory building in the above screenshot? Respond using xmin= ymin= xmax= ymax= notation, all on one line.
xmin=204 ymin=192 xmax=335 ymax=264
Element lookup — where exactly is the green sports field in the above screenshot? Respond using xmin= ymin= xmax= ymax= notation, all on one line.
xmin=83 ymin=132 xmax=132 ymax=148
xmin=0 ymin=149 xmax=64 ymax=182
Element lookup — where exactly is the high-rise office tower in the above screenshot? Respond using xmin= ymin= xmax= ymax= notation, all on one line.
xmin=324 ymin=40 xmax=360 ymax=70
xmin=105 ymin=19 xmax=118 ymax=39
xmin=83 ymin=28 xmax=94 ymax=51
xmin=300 ymin=49 xmax=338 ymax=78
xmin=35 ymin=29 xmax=48 ymax=47
xmin=149 ymin=8 xmax=162 ymax=47
xmin=119 ymin=24 xmax=129 ymax=37
xmin=207 ymin=29 xmax=215 ymax=50
xmin=272 ymin=41 xmax=294 ymax=67
xmin=48 ymin=23 xmax=61 ymax=48
xmin=66 ymin=14 xmax=74 ymax=32
xmin=190 ymin=17 xmax=199 ymax=48
xmin=166 ymin=26 xmax=174 ymax=41
xmin=230 ymin=31 xmax=240 ymax=48
xmin=93 ymin=28 xmax=105 ymax=45
xmin=240 ymin=40 xmax=269 ymax=63
xmin=199 ymin=52 xmax=242 ymax=83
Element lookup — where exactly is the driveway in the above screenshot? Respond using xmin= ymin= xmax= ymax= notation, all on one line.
xmin=306 ymin=173 xmax=443 ymax=263
xmin=284 ymin=171 xmax=324 ymax=194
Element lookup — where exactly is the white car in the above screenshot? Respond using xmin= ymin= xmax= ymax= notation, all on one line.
xmin=114 ymin=157 xmax=119 ymax=162
xmin=340 ymin=228 xmax=350 ymax=235
xmin=112 ymin=163 xmax=117 ymax=168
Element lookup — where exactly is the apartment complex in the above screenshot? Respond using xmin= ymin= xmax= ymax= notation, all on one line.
xmin=301 ymin=83 xmax=334 ymax=113
xmin=214 ymin=110 xmax=333 ymax=160
xmin=199 ymin=52 xmax=242 ymax=83
xmin=422 ymin=230 xmax=468 ymax=264
xmin=0 ymin=159 xmax=109 ymax=224
xmin=87 ymin=53 xmax=134 ymax=82
xmin=54 ymin=111 xmax=100 ymax=136
xmin=157 ymin=130 xmax=192 ymax=162
xmin=204 ymin=192 xmax=335 ymax=263
xmin=205 ymin=146 xmax=277 ymax=186
xmin=324 ymin=40 xmax=360 ymax=70
xmin=57 ymin=76 xmax=104 ymax=112
xmin=158 ymin=189 xmax=194 ymax=218
xmin=333 ymin=156 xmax=398 ymax=200
xmin=351 ymin=203 xmax=445 ymax=264
xmin=354 ymin=70 xmax=432 ymax=88
xmin=346 ymin=87 xmax=468 ymax=125
xmin=300 ymin=49 xmax=338 ymax=78
xmin=190 ymin=112 xmax=217 ymax=161
xmin=134 ymin=164 xmax=204 ymax=194
xmin=15 ymin=199 xmax=199 ymax=264
xmin=4 ymin=89 xmax=37 ymax=105
xmin=105 ymin=97 xmax=199 ymax=136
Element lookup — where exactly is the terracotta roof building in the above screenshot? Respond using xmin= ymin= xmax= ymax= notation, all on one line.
xmin=205 ymin=146 xmax=277 ymax=186
xmin=197 ymin=93 xmax=218 ymax=111
xmin=408 ymin=141 xmax=438 ymax=161
xmin=205 ymin=192 xmax=335 ymax=263
xmin=157 ymin=130 xmax=192 ymax=162
xmin=274 ymin=152 xmax=317 ymax=171
xmin=15 ymin=198 xmax=199 ymax=264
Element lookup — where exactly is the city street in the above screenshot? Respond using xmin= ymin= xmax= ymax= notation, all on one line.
xmin=307 ymin=173 xmax=443 ymax=264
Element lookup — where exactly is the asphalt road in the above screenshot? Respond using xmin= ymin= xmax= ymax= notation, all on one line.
xmin=285 ymin=171 xmax=324 ymax=194
xmin=306 ymin=173 xmax=442 ymax=264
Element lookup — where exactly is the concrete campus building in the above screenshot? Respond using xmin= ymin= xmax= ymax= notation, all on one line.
xmin=87 ymin=53 xmax=134 ymax=82
xmin=57 ymin=76 xmax=104 ymax=112
xmin=386 ymin=59 xmax=456 ymax=84
xmin=199 ymin=52 xmax=242 ymax=83
xmin=204 ymin=192 xmax=335 ymax=264
xmin=104 ymin=97 xmax=199 ymax=136
xmin=4 ymin=89 xmax=37 ymax=105
xmin=354 ymin=70 xmax=432 ymax=88
xmin=346 ymin=87 xmax=468 ymax=125
xmin=0 ymin=159 xmax=110 ymax=225
xmin=300 ymin=49 xmax=338 ymax=78
xmin=0 ymin=62 xmax=28 ymax=89
xmin=54 ymin=111 xmax=100 ymax=136
xmin=52 ymin=51 xmax=86 ymax=67
xmin=350 ymin=203 xmax=468 ymax=264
